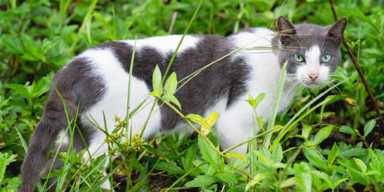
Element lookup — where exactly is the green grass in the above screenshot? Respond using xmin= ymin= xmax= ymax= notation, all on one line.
xmin=1 ymin=0 xmax=384 ymax=191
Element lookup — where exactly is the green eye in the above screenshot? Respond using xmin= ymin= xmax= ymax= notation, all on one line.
xmin=294 ymin=54 xmax=304 ymax=62
xmin=322 ymin=55 xmax=331 ymax=62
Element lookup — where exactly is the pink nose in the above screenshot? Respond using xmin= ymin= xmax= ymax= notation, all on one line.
xmin=308 ymin=74 xmax=318 ymax=80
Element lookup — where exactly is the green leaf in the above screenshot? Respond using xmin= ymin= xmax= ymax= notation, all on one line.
xmin=162 ymin=95 xmax=182 ymax=110
xmin=245 ymin=169 xmax=270 ymax=191
xmin=348 ymin=167 xmax=368 ymax=186
xmin=313 ymin=126 xmax=333 ymax=145
xmin=302 ymin=124 xmax=312 ymax=140
xmin=253 ymin=93 xmax=266 ymax=109
xmin=327 ymin=143 xmax=338 ymax=166
xmin=263 ymin=61 xmax=287 ymax=148
xmin=6 ymin=84 xmax=31 ymax=98
xmin=15 ymin=128 xmax=28 ymax=153
xmin=185 ymin=175 xmax=219 ymax=187
xmin=338 ymin=148 xmax=365 ymax=158
xmin=303 ymin=146 xmax=328 ymax=172
xmin=225 ymin=153 xmax=247 ymax=164
xmin=339 ymin=126 xmax=358 ymax=136
xmin=152 ymin=65 xmax=162 ymax=96
xmin=215 ymin=171 xmax=238 ymax=183
xmin=294 ymin=162 xmax=312 ymax=192
xmin=153 ymin=160 xmax=184 ymax=175
xmin=198 ymin=135 xmax=220 ymax=171
xmin=312 ymin=171 xmax=333 ymax=189
xmin=246 ymin=93 xmax=256 ymax=108
xmin=186 ymin=114 xmax=209 ymax=128
xmin=181 ymin=146 xmax=196 ymax=171
xmin=143 ymin=145 xmax=159 ymax=156
xmin=30 ymin=78 xmax=50 ymax=98
xmin=132 ymin=181 xmax=146 ymax=192
xmin=164 ymin=72 xmax=177 ymax=96
xmin=271 ymin=143 xmax=283 ymax=163
xmin=0 ymin=153 xmax=17 ymax=182
xmin=364 ymin=119 xmax=376 ymax=137
xmin=353 ymin=158 xmax=367 ymax=173
xmin=253 ymin=150 xmax=272 ymax=166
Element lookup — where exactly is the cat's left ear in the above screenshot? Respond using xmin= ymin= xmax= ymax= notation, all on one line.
xmin=326 ymin=18 xmax=347 ymax=45
xmin=277 ymin=16 xmax=296 ymax=44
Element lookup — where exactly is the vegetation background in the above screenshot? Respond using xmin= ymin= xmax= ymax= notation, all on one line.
xmin=1 ymin=0 xmax=384 ymax=191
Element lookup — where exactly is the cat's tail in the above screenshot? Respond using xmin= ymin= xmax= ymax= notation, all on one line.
xmin=20 ymin=91 xmax=78 ymax=192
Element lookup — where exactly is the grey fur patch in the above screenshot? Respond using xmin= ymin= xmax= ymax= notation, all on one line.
xmin=101 ymin=36 xmax=251 ymax=130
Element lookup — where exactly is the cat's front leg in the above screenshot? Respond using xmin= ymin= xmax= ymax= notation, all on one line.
xmin=215 ymin=103 xmax=255 ymax=155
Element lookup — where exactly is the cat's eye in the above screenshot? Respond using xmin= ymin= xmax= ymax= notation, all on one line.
xmin=294 ymin=54 xmax=304 ymax=62
xmin=321 ymin=55 xmax=331 ymax=62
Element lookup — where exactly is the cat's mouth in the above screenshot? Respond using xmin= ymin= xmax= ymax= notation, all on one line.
xmin=303 ymin=82 xmax=321 ymax=89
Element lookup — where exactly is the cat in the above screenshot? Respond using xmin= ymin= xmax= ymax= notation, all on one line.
xmin=20 ymin=16 xmax=346 ymax=191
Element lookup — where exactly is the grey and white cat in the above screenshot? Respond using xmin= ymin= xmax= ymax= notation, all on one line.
xmin=20 ymin=16 xmax=346 ymax=191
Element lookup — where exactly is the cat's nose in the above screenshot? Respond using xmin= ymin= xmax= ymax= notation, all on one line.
xmin=308 ymin=74 xmax=318 ymax=80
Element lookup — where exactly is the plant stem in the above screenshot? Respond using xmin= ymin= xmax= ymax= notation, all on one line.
xmin=329 ymin=0 xmax=384 ymax=137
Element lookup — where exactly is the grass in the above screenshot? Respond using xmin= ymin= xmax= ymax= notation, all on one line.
xmin=1 ymin=0 xmax=384 ymax=191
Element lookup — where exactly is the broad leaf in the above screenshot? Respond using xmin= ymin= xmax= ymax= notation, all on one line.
xmin=303 ymin=146 xmax=328 ymax=172
xmin=164 ymin=72 xmax=177 ymax=96
xmin=294 ymin=162 xmax=312 ymax=192
xmin=364 ymin=119 xmax=376 ymax=137
xmin=198 ymin=135 xmax=220 ymax=171
xmin=339 ymin=126 xmax=358 ymax=136
xmin=152 ymin=65 xmax=162 ymax=96
xmin=185 ymin=175 xmax=219 ymax=187
xmin=313 ymin=126 xmax=333 ymax=145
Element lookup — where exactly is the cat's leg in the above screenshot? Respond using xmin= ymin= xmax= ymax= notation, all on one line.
xmin=215 ymin=103 xmax=255 ymax=155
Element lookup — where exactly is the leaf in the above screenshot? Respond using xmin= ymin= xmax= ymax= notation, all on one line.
xmin=313 ymin=126 xmax=333 ymax=145
xmin=181 ymin=146 xmax=196 ymax=171
xmin=327 ymin=143 xmax=338 ymax=166
xmin=294 ymin=162 xmax=312 ymax=192
xmin=312 ymin=171 xmax=333 ymax=189
xmin=253 ymin=150 xmax=272 ymax=166
xmin=280 ymin=177 xmax=298 ymax=188
xmin=271 ymin=143 xmax=283 ymax=163
xmin=164 ymin=72 xmax=177 ymax=96
xmin=132 ymin=181 xmax=146 ymax=192
xmin=198 ymin=135 xmax=220 ymax=171
xmin=142 ymin=145 xmax=159 ymax=156
xmin=0 ymin=153 xmax=17 ymax=182
xmin=225 ymin=153 xmax=247 ymax=164
xmin=364 ymin=119 xmax=376 ymax=137
xmin=162 ymin=95 xmax=182 ymax=110
xmin=153 ymin=160 xmax=184 ymax=175
xmin=339 ymin=126 xmax=358 ymax=136
xmin=201 ymin=112 xmax=219 ymax=135
xmin=302 ymin=124 xmax=312 ymax=140
xmin=303 ymin=146 xmax=328 ymax=172
xmin=185 ymin=175 xmax=219 ymax=187
xmin=338 ymin=148 xmax=365 ymax=158
xmin=15 ymin=128 xmax=28 ymax=153
xmin=245 ymin=169 xmax=270 ymax=191
xmin=254 ymin=93 xmax=266 ymax=108
xmin=353 ymin=158 xmax=367 ymax=173
xmin=348 ymin=167 xmax=368 ymax=186
xmin=186 ymin=114 xmax=210 ymax=128
xmin=215 ymin=171 xmax=238 ymax=183
xmin=30 ymin=78 xmax=50 ymax=98
xmin=6 ymin=84 xmax=31 ymax=98
xmin=246 ymin=93 xmax=256 ymax=108
xmin=152 ymin=65 xmax=162 ymax=96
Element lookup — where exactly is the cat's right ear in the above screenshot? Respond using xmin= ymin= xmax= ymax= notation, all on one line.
xmin=277 ymin=16 xmax=296 ymax=44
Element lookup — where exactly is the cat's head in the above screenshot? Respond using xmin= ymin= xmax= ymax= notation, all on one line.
xmin=276 ymin=16 xmax=347 ymax=88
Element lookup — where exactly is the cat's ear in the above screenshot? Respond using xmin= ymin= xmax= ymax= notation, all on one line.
xmin=326 ymin=17 xmax=347 ymax=45
xmin=277 ymin=16 xmax=296 ymax=44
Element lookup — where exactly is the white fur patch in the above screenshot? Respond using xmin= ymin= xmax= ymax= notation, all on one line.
xmin=121 ymin=35 xmax=201 ymax=55
xmin=78 ymin=48 xmax=162 ymax=161
xmin=297 ymin=45 xmax=329 ymax=88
